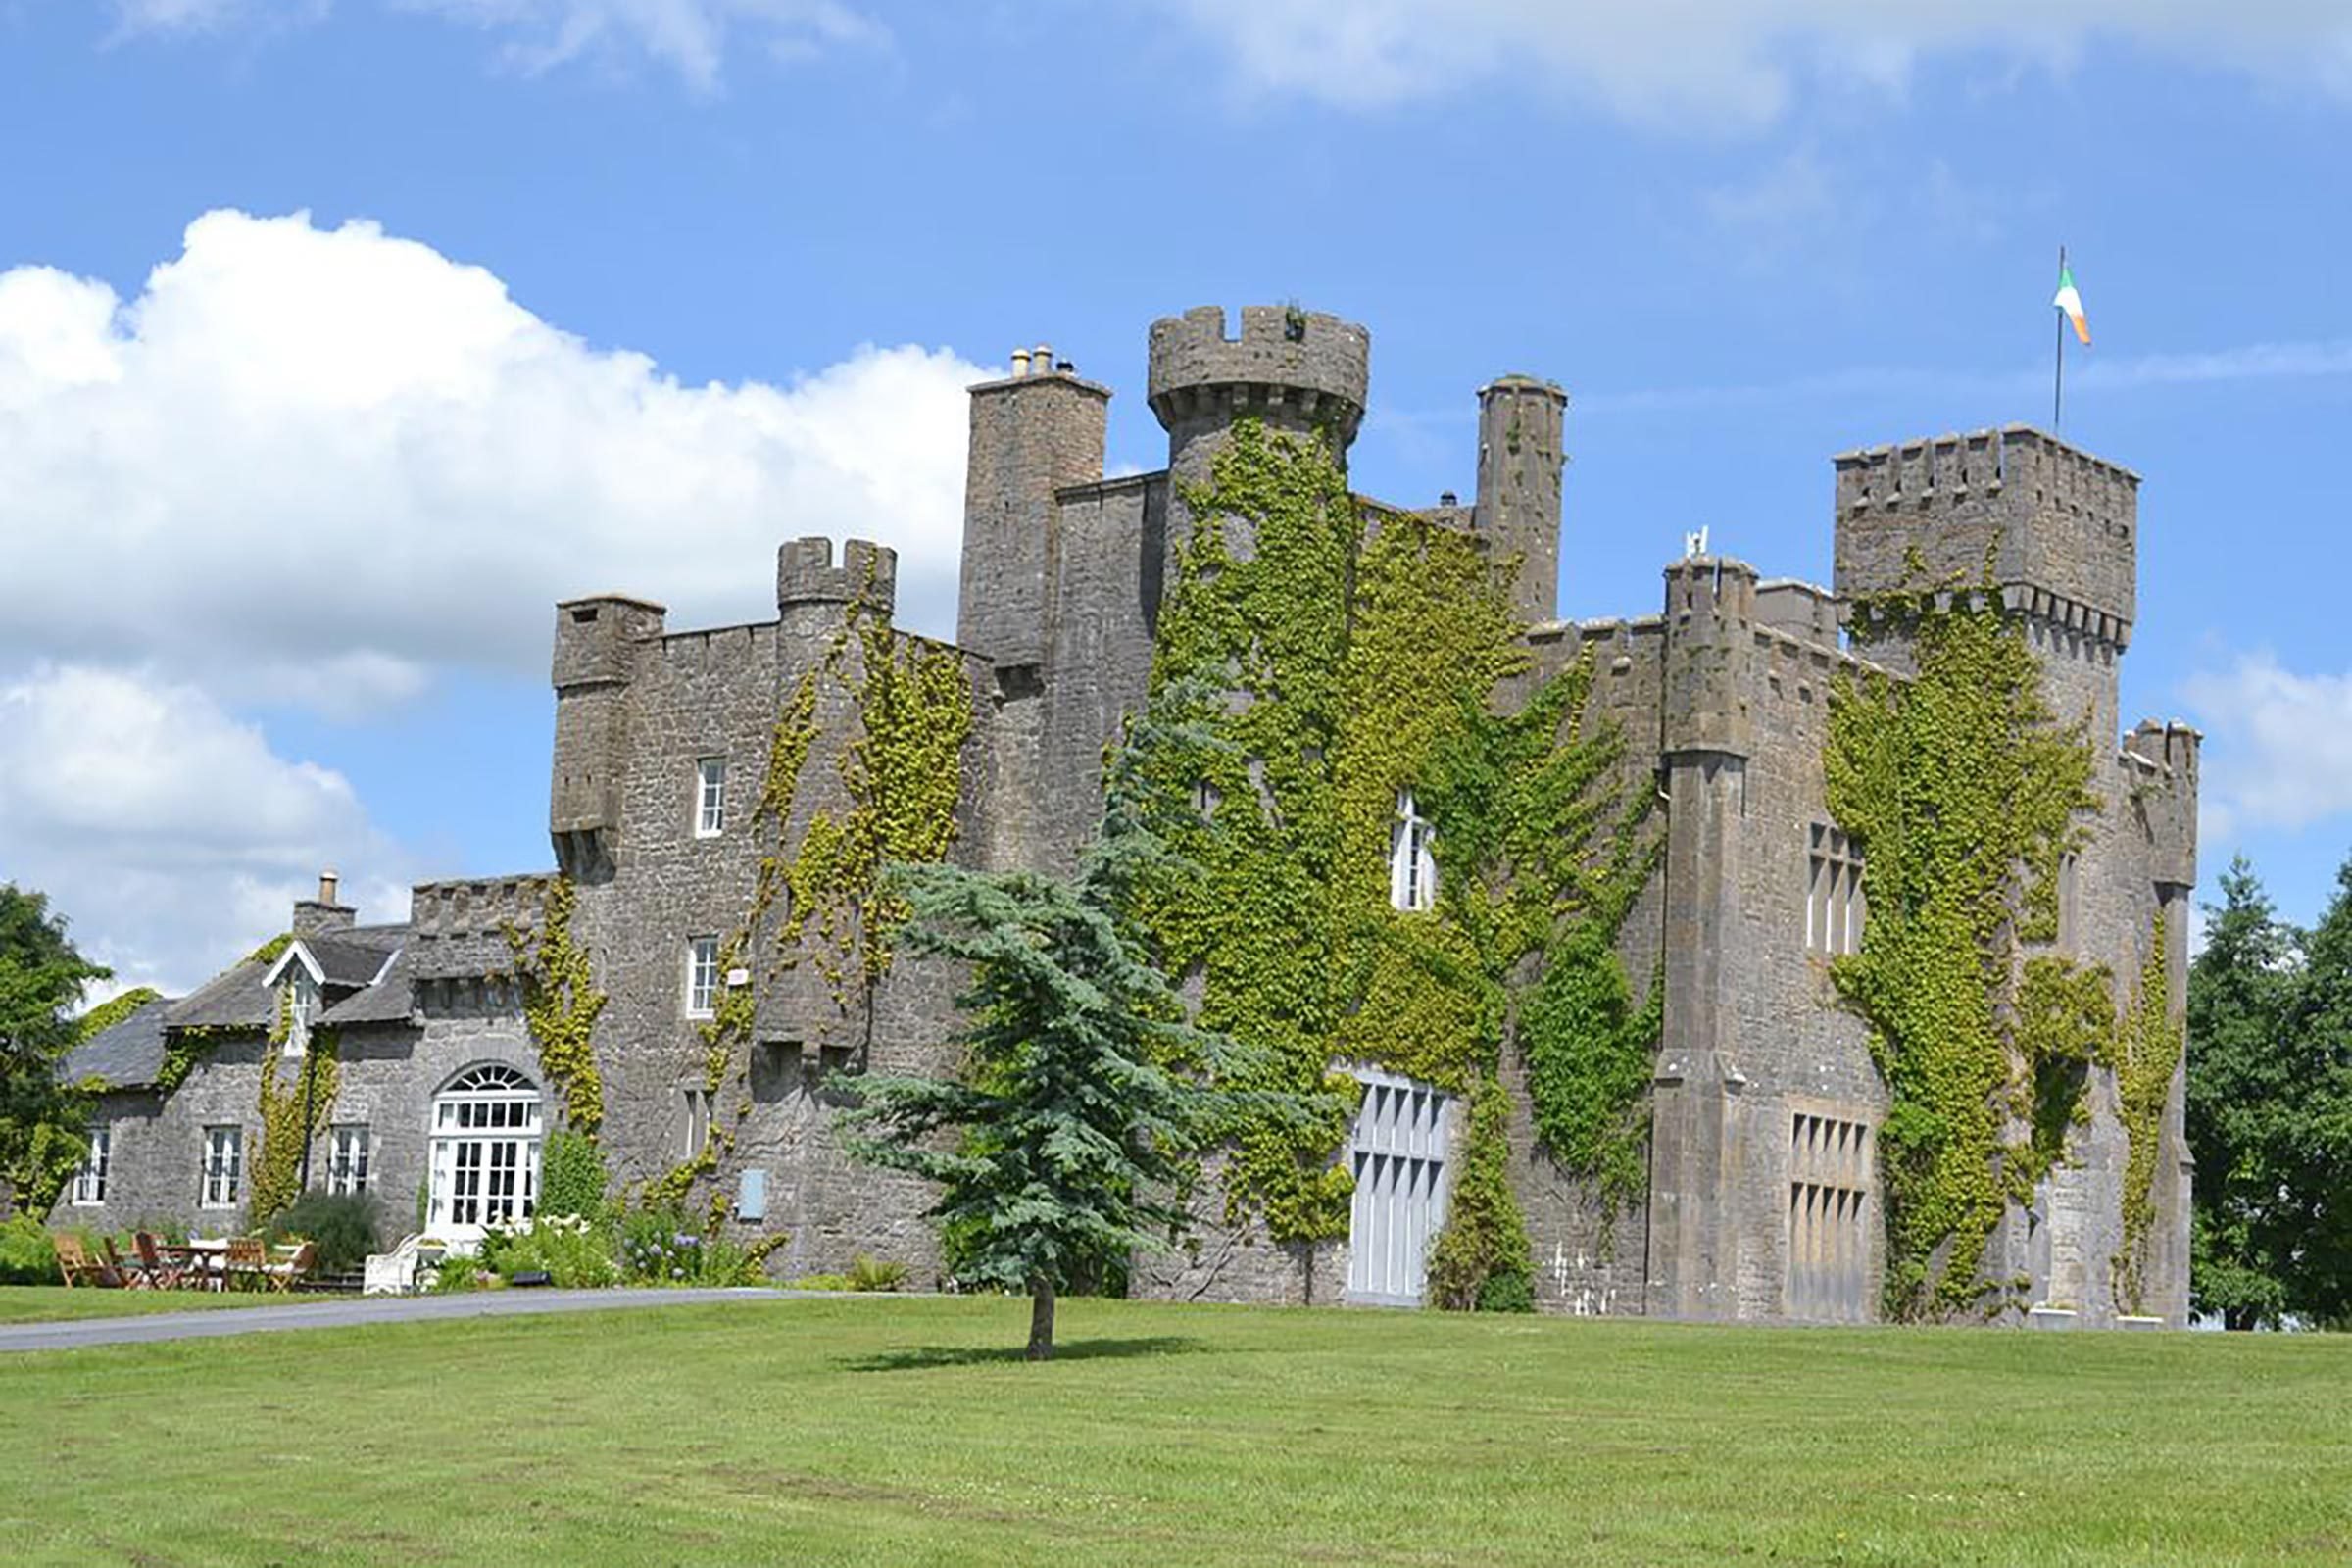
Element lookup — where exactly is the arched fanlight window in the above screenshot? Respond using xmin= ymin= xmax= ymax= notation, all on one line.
xmin=426 ymin=1063 xmax=544 ymax=1240
xmin=1390 ymin=791 xmax=1437 ymax=912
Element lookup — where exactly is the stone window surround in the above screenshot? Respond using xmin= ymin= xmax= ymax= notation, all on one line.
xmin=685 ymin=936 xmax=721 ymax=1018
xmin=327 ymin=1123 xmax=371 ymax=1196
xmin=1806 ymin=822 xmax=1865 ymax=957
xmin=201 ymin=1125 xmax=243 ymax=1210
xmin=71 ymin=1123 xmax=110 ymax=1206
xmin=694 ymin=756 xmax=727 ymax=839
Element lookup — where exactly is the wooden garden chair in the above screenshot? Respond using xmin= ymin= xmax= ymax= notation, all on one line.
xmin=223 ymin=1236 xmax=269 ymax=1292
xmin=265 ymin=1241 xmax=318 ymax=1294
xmin=133 ymin=1232 xmax=187 ymax=1291
xmin=103 ymin=1238 xmax=149 ymax=1289
xmin=54 ymin=1233 xmax=102 ymax=1288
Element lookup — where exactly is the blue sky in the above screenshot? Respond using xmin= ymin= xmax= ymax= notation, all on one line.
xmin=3 ymin=1 xmax=2350 ymax=989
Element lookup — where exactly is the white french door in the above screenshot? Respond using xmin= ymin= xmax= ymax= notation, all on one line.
xmin=426 ymin=1064 xmax=544 ymax=1244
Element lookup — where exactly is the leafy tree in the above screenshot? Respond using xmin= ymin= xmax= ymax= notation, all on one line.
xmin=840 ymin=710 xmax=1292 ymax=1360
xmin=2186 ymin=858 xmax=2303 ymax=1328
xmin=2279 ymin=857 xmax=2352 ymax=1326
xmin=0 ymin=885 xmax=109 ymax=1217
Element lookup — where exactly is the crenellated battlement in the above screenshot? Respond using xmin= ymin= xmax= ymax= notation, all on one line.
xmin=408 ymin=874 xmax=560 ymax=981
xmin=778 ymin=536 xmax=899 ymax=616
xmin=2124 ymin=720 xmax=2202 ymax=888
xmin=1835 ymin=424 xmax=2138 ymax=633
xmin=552 ymin=594 xmax=665 ymax=690
xmin=1147 ymin=304 xmax=1370 ymax=445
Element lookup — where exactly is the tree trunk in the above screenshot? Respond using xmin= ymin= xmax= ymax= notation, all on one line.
xmin=1027 ymin=1279 xmax=1056 ymax=1361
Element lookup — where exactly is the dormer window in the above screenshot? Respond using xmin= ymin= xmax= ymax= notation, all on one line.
xmin=285 ymin=970 xmax=318 ymax=1057
xmin=1390 ymin=791 xmax=1437 ymax=912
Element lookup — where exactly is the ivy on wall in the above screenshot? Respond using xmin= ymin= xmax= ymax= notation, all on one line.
xmin=249 ymin=985 xmax=340 ymax=1226
xmin=508 ymin=877 xmax=608 ymax=1136
xmin=1129 ymin=418 xmax=1659 ymax=1307
xmin=1827 ymin=574 xmax=2101 ymax=1320
xmin=2111 ymin=912 xmax=2182 ymax=1314
xmin=649 ymin=582 xmax=973 ymax=1213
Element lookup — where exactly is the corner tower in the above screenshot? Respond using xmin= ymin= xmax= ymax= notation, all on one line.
xmin=1147 ymin=305 xmax=1369 ymax=558
xmin=956 ymin=349 xmax=1110 ymax=670
xmin=1834 ymin=425 xmax=2138 ymax=741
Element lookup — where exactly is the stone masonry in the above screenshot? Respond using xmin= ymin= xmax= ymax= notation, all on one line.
xmin=59 ymin=304 xmax=2195 ymax=1326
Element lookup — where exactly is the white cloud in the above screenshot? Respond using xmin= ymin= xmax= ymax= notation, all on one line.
xmin=0 ymin=210 xmax=992 ymax=715
xmin=2181 ymin=653 xmax=2352 ymax=844
xmin=108 ymin=0 xmax=882 ymax=86
xmin=0 ymin=664 xmax=413 ymax=995
xmin=1151 ymin=0 xmax=2352 ymax=127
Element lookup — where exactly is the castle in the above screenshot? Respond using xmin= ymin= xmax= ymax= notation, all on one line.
xmin=62 ymin=304 xmax=2196 ymax=1326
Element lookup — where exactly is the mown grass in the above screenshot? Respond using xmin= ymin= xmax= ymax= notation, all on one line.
xmin=1 ymin=1295 xmax=2345 ymax=1566
xmin=0 ymin=1285 xmax=304 ymax=1323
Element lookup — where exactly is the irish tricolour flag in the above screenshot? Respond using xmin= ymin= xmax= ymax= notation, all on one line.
xmin=2053 ymin=262 xmax=2090 ymax=346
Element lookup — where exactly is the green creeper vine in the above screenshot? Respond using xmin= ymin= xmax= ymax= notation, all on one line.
xmin=648 ymin=582 xmax=972 ymax=1212
xmin=1130 ymin=418 xmax=1659 ymax=1308
xmin=76 ymin=987 xmax=162 ymax=1044
xmin=1828 ymin=571 xmax=2099 ymax=1320
xmin=508 ymin=877 xmax=608 ymax=1136
xmin=249 ymin=985 xmax=340 ymax=1225
xmin=2110 ymin=912 xmax=2181 ymax=1314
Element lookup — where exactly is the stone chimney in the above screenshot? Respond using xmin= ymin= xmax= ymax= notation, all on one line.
xmin=293 ymin=868 xmax=356 ymax=938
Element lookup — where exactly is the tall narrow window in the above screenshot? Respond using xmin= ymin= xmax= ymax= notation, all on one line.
xmin=71 ymin=1124 xmax=110 ymax=1205
xmin=202 ymin=1126 xmax=243 ymax=1209
xmin=1390 ymin=791 xmax=1437 ymax=912
xmin=686 ymin=936 xmax=720 ymax=1018
xmin=679 ymin=1088 xmax=712 ymax=1160
xmin=285 ymin=970 xmax=318 ymax=1057
xmin=1807 ymin=824 xmax=1865 ymax=956
xmin=327 ymin=1124 xmax=371 ymax=1195
xmin=695 ymin=758 xmax=727 ymax=838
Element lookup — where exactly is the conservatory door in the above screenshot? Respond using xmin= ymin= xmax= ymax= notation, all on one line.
xmin=1346 ymin=1069 xmax=1452 ymax=1307
xmin=426 ymin=1064 xmax=544 ymax=1245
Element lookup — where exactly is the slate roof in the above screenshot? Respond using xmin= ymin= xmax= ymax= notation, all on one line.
xmin=288 ymin=932 xmax=404 ymax=988
xmin=165 ymin=958 xmax=275 ymax=1031
xmin=60 ymin=995 xmax=177 ymax=1091
xmin=319 ymin=947 xmax=416 ymax=1026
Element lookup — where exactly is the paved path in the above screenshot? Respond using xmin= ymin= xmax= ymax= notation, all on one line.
xmin=0 ymin=1287 xmax=815 ymax=1353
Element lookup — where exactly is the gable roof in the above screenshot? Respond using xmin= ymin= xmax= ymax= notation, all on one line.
xmin=318 ymin=947 xmax=416 ymax=1026
xmin=263 ymin=932 xmax=403 ymax=990
xmin=60 ymin=995 xmax=177 ymax=1091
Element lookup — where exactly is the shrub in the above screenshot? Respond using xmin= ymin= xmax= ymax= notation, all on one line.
xmin=615 ymin=1204 xmax=768 ymax=1286
xmin=424 ymin=1250 xmax=494 ymax=1294
xmin=264 ymin=1191 xmax=382 ymax=1274
xmin=1475 ymin=1265 xmax=1536 ymax=1313
xmin=480 ymin=1213 xmax=618 ymax=1289
xmin=538 ymin=1131 xmax=610 ymax=1223
xmin=0 ymin=1216 xmax=60 ymax=1285
xmin=848 ymin=1253 xmax=906 ymax=1292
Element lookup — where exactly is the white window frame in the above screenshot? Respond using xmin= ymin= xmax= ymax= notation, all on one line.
xmin=686 ymin=936 xmax=720 ymax=1018
xmin=1389 ymin=791 xmax=1438 ymax=912
xmin=201 ymin=1125 xmax=243 ymax=1210
xmin=71 ymin=1124 xmax=110 ymax=1206
xmin=327 ymin=1123 xmax=371 ymax=1196
xmin=425 ymin=1064 xmax=544 ymax=1243
xmin=284 ymin=970 xmax=318 ymax=1058
xmin=695 ymin=757 xmax=727 ymax=838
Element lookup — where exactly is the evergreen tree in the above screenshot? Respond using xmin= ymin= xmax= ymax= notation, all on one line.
xmin=840 ymin=709 xmax=1293 ymax=1359
xmin=0 ymin=885 xmax=109 ymax=1217
xmin=2186 ymin=858 xmax=2303 ymax=1327
xmin=2279 ymin=856 xmax=2352 ymax=1325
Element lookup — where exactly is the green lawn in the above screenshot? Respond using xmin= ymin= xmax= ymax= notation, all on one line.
xmin=1 ymin=1297 xmax=2345 ymax=1566
xmin=0 ymin=1285 xmax=306 ymax=1323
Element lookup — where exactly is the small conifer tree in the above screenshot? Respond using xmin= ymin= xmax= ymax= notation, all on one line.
xmin=840 ymin=702 xmax=1287 ymax=1359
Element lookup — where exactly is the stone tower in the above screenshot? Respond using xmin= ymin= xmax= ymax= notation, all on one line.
xmin=1146 ymin=304 xmax=1370 ymax=560
xmin=956 ymin=350 xmax=1109 ymax=672
xmin=1473 ymin=375 xmax=1568 ymax=624
xmin=1833 ymin=425 xmax=2137 ymax=745
xmin=549 ymin=590 xmax=665 ymax=882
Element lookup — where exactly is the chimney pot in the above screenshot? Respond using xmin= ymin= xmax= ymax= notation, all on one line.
xmin=1034 ymin=343 xmax=1051 ymax=374
xmin=1009 ymin=348 xmax=1031 ymax=377
xmin=319 ymin=869 xmax=340 ymax=906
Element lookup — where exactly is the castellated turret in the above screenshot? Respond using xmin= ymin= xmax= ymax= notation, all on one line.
xmin=549 ymin=591 xmax=664 ymax=881
xmin=1474 ymin=375 xmax=1568 ymax=624
xmin=778 ymin=535 xmax=898 ymax=618
xmin=1149 ymin=305 xmax=1370 ymax=561
xmin=1835 ymin=425 xmax=2138 ymax=742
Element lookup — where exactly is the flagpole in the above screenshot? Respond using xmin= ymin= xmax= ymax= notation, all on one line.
xmin=2053 ymin=244 xmax=2066 ymax=432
